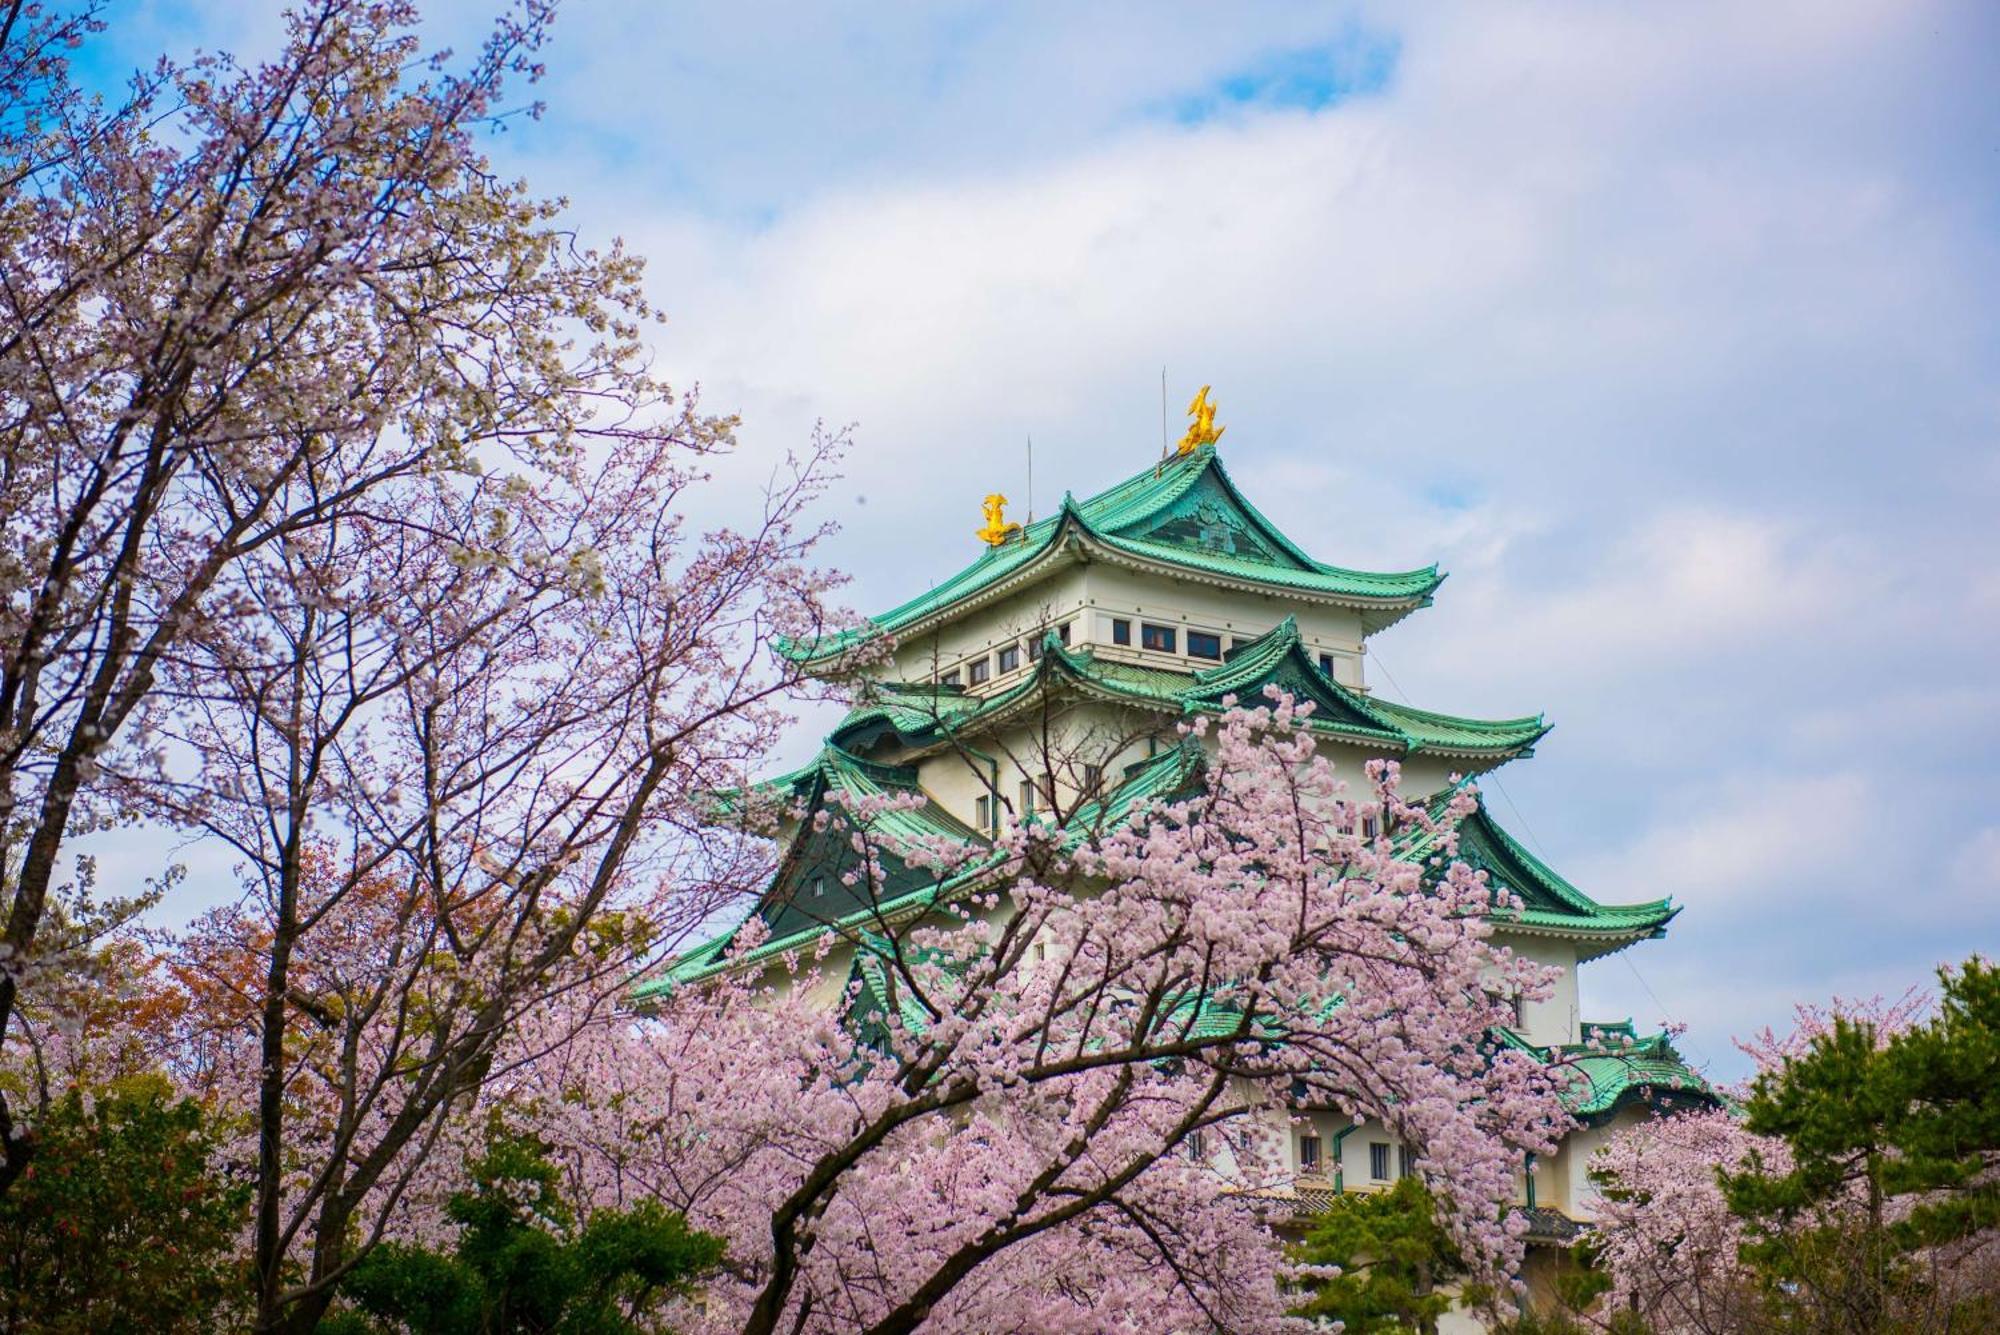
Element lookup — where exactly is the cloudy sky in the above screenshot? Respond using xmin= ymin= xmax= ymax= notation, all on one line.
xmin=101 ymin=0 xmax=1999 ymax=1080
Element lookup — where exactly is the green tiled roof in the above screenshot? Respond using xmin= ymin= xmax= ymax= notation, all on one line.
xmin=1403 ymin=789 xmax=1678 ymax=956
xmin=640 ymin=734 xmax=1664 ymax=1002
xmin=741 ymin=743 xmax=987 ymax=845
xmin=784 ymin=446 xmax=1443 ymax=663
xmin=827 ymin=619 xmax=1549 ymax=762
xmin=1503 ymin=1021 xmax=1718 ymax=1123
xmin=635 ymin=743 xmax=1206 ymax=998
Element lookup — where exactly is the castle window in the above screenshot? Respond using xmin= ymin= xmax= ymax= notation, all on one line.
xmin=1111 ymin=618 xmax=1131 ymax=646
xmin=1082 ymin=764 xmax=1102 ymax=794
xmin=1026 ymin=635 xmax=1042 ymax=661
xmin=974 ymin=794 xmax=992 ymax=830
xmin=1362 ymin=814 xmax=1379 ymax=839
xmin=1187 ymin=630 xmax=1222 ymax=660
xmin=1299 ymin=1134 xmax=1322 ymax=1173
xmin=1399 ymin=1145 xmax=1417 ymax=1179
xmin=1057 ymin=621 xmax=1072 ymax=645
xmin=812 ymin=876 xmax=827 ymax=899
xmin=1186 ymin=1129 xmax=1207 ymax=1162
xmin=1140 ymin=623 xmax=1177 ymax=653
xmin=938 ymin=668 xmax=960 ymax=686
xmin=1319 ymin=652 xmax=1337 ymax=678
xmin=1227 ymin=637 xmax=1252 ymax=659
xmin=968 ymin=656 xmax=991 ymax=685
xmin=997 ymin=644 xmax=1020 ymax=673
xmin=1369 ymin=1142 xmax=1391 ymax=1181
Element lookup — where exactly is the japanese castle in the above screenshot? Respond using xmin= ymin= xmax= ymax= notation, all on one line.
xmin=642 ymin=392 xmax=1712 ymax=1303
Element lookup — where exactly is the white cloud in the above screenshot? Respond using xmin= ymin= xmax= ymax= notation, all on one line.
xmin=1568 ymin=772 xmax=1876 ymax=920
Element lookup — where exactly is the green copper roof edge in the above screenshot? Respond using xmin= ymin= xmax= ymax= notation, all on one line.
xmin=819 ymin=639 xmax=1543 ymax=767
xmin=1494 ymin=1023 xmax=1716 ymax=1120
xmin=1471 ymin=803 xmax=1675 ymax=925
xmin=1183 ymin=617 xmax=1419 ymax=740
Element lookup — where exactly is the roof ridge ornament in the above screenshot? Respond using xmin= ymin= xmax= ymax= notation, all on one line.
xmin=1174 ymin=385 xmax=1225 ymax=456
xmin=974 ymin=493 xmax=1021 ymax=546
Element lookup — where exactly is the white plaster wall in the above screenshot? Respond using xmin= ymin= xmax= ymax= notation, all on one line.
xmin=905 ymin=695 xmax=1490 ymax=834
xmin=1080 ymin=564 xmax=1370 ymax=687
xmin=880 ymin=558 xmax=1382 ymax=690
xmin=1558 ymin=1105 xmax=1648 ymax=1220
xmin=914 ymin=712 xmax=1169 ymax=832
xmin=888 ymin=566 xmax=1092 ymax=684
xmin=1487 ymin=933 xmax=1581 ymax=1048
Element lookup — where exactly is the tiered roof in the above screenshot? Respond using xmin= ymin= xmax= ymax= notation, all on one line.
xmin=830 ymin=619 xmax=1550 ymax=764
xmin=641 ymin=741 xmax=1676 ymax=996
xmin=784 ymin=445 xmax=1445 ymax=665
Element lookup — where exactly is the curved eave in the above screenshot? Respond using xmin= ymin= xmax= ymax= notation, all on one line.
xmin=782 ymin=462 xmax=1445 ymax=666
xmin=1497 ymin=1024 xmax=1719 ymax=1124
xmin=839 ymin=643 xmax=1542 ymax=767
xmin=1080 ymin=530 xmax=1437 ymax=628
xmin=1489 ymin=903 xmax=1680 ymax=961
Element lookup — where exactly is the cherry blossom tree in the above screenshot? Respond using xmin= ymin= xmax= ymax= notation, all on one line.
xmin=483 ymin=697 xmax=1581 ymax=1335
xmin=0 ymin=1 xmax=846 ymax=1328
xmin=132 ymin=413 xmax=837 ymax=1331
xmin=0 ymin=0 xmax=568 ymax=1189
xmin=1587 ymin=991 xmax=1936 ymax=1334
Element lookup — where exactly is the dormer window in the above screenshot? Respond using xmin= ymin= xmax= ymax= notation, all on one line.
xmin=997 ymin=644 xmax=1021 ymax=674
xmin=968 ymin=657 xmax=991 ymax=685
xmin=1187 ymin=631 xmax=1222 ymax=661
xmin=1140 ymin=623 xmax=1177 ymax=653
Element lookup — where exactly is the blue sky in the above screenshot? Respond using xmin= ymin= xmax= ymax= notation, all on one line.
xmin=89 ymin=0 xmax=2000 ymax=1081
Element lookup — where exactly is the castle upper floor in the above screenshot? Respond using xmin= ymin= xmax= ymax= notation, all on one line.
xmin=782 ymin=443 xmax=1445 ymax=694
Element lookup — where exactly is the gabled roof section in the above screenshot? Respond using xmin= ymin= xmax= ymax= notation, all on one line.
xmin=636 ymin=743 xmax=1204 ymax=998
xmin=742 ymin=743 xmax=985 ymax=845
xmin=827 ymin=621 xmax=1548 ymax=764
xmin=783 ymin=446 xmax=1444 ymax=664
xmin=736 ymin=746 xmax=988 ymax=943
xmin=1411 ymin=790 xmax=1678 ymax=958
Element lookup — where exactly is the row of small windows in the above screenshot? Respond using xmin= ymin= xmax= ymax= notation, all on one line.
xmin=939 ymin=622 xmax=1072 ymax=687
xmin=1110 ymin=618 xmax=1239 ymax=661
xmin=1111 ymin=617 xmax=1348 ymax=678
xmin=1296 ymin=1134 xmax=1416 ymax=1181
xmin=971 ymin=765 xmax=1103 ymax=829
xmin=939 ymin=617 xmax=1351 ymax=684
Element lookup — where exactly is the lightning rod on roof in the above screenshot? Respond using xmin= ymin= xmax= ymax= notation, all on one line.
xmin=1026 ymin=432 xmax=1034 ymax=526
